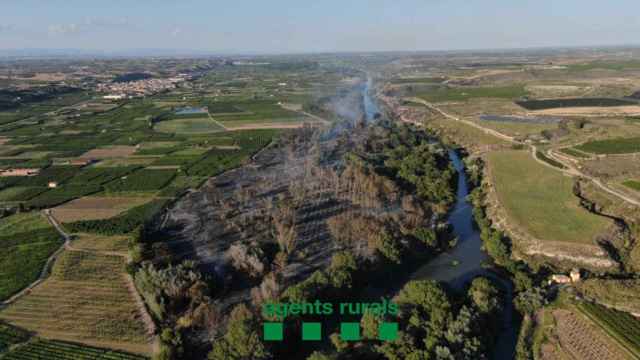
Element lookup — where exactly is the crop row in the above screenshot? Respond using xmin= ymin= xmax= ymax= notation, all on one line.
xmin=67 ymin=166 xmax=140 ymax=186
xmin=0 ymin=322 xmax=30 ymax=353
xmin=577 ymin=302 xmax=640 ymax=357
xmin=25 ymin=185 xmax=102 ymax=209
xmin=2 ymin=339 xmax=147 ymax=360
xmin=65 ymin=199 xmax=168 ymax=235
xmin=0 ymin=227 xmax=63 ymax=301
xmin=104 ymin=169 xmax=176 ymax=192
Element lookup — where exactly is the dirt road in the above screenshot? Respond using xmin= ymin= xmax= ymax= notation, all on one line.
xmin=405 ymin=97 xmax=640 ymax=208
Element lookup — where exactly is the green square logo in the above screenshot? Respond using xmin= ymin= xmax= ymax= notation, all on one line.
xmin=340 ymin=322 xmax=360 ymax=341
xmin=302 ymin=322 xmax=321 ymax=341
xmin=263 ymin=322 xmax=283 ymax=341
xmin=378 ymin=322 xmax=398 ymax=341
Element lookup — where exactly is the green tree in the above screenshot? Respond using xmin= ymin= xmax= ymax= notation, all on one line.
xmin=375 ymin=231 xmax=403 ymax=264
xmin=208 ymin=304 xmax=268 ymax=360
xmin=514 ymin=287 xmax=548 ymax=314
xmin=467 ymin=277 xmax=501 ymax=314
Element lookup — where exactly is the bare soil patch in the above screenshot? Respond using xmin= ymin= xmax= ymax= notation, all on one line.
xmin=52 ymin=196 xmax=152 ymax=223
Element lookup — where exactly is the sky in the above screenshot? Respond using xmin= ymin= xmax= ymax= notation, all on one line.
xmin=1 ymin=0 xmax=639 ymax=54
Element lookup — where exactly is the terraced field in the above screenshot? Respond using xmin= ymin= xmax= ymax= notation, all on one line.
xmin=0 ymin=251 xmax=152 ymax=355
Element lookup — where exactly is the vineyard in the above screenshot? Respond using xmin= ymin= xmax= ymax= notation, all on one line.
xmin=103 ymin=169 xmax=176 ymax=192
xmin=577 ymin=301 xmax=640 ymax=358
xmin=65 ymin=199 xmax=168 ymax=235
xmin=551 ymin=308 xmax=630 ymax=360
xmin=67 ymin=167 xmax=140 ymax=186
xmin=25 ymin=185 xmax=102 ymax=209
xmin=0 ymin=251 xmax=152 ymax=354
xmin=0 ymin=213 xmax=63 ymax=301
xmin=0 ymin=322 xmax=30 ymax=352
xmin=1 ymin=339 xmax=147 ymax=360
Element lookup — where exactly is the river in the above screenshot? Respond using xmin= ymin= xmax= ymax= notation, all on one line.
xmin=364 ymin=78 xmax=518 ymax=359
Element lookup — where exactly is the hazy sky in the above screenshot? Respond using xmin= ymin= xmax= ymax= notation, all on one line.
xmin=1 ymin=0 xmax=639 ymax=53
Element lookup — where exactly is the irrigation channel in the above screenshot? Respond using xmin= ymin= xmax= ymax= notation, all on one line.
xmin=364 ymin=79 xmax=518 ymax=359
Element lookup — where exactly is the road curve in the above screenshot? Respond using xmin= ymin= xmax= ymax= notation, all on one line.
xmin=404 ymin=97 xmax=640 ymax=208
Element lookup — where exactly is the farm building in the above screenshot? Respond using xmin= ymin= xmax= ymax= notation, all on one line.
xmin=48 ymin=182 xmax=58 ymax=188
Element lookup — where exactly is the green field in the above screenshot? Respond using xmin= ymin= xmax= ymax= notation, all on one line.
xmin=104 ymin=168 xmax=176 ymax=192
xmin=623 ymin=180 xmax=640 ymax=191
xmin=417 ymin=85 xmax=527 ymax=102
xmin=154 ymin=117 xmax=225 ymax=134
xmin=575 ymin=137 xmax=640 ymax=154
xmin=487 ymin=150 xmax=610 ymax=243
xmin=567 ymin=60 xmax=640 ymax=72
xmin=0 ymin=213 xmax=63 ymax=301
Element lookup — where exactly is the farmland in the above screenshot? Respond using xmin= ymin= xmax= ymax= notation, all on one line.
xmin=51 ymin=196 xmax=152 ymax=223
xmin=0 ymin=322 xmax=30 ymax=352
xmin=560 ymin=147 xmax=590 ymax=158
xmin=516 ymin=98 xmax=638 ymax=110
xmin=416 ymin=85 xmax=527 ymax=103
xmin=623 ymin=180 xmax=640 ymax=191
xmin=65 ymin=198 xmax=168 ymax=235
xmin=154 ymin=117 xmax=225 ymax=134
xmin=486 ymin=150 xmax=610 ymax=244
xmin=103 ymin=169 xmax=176 ymax=193
xmin=0 ymin=213 xmax=63 ymax=301
xmin=0 ymin=250 xmax=152 ymax=354
xmin=2 ymin=339 xmax=148 ymax=360
xmin=577 ymin=301 xmax=640 ymax=358
xmin=575 ymin=137 xmax=640 ymax=154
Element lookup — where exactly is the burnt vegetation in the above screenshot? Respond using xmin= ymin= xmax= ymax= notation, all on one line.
xmin=135 ymin=97 xmax=460 ymax=358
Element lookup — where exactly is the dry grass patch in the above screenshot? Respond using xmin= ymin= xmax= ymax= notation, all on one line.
xmin=71 ymin=233 xmax=130 ymax=253
xmin=533 ymin=105 xmax=640 ymax=117
xmin=0 ymin=250 xmax=152 ymax=355
xmin=52 ymin=196 xmax=152 ymax=223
